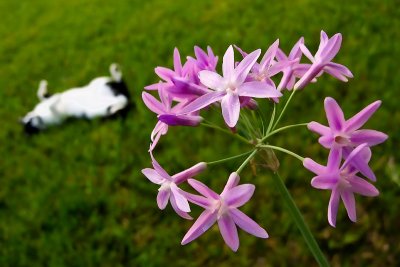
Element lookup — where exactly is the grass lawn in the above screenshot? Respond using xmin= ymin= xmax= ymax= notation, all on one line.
xmin=0 ymin=0 xmax=399 ymax=266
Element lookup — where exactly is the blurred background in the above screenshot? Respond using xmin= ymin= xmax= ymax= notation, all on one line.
xmin=0 ymin=0 xmax=399 ymax=266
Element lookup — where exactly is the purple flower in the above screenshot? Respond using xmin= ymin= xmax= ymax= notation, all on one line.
xmin=274 ymin=37 xmax=312 ymax=91
xmin=145 ymin=48 xmax=209 ymax=101
xmin=142 ymin=88 xmax=202 ymax=151
xmin=180 ymin=45 xmax=282 ymax=127
xmin=303 ymin=144 xmax=379 ymax=227
xmin=181 ymin=172 xmax=268 ymax=251
xmin=294 ymin=31 xmax=353 ymax=89
xmin=141 ymin=152 xmax=207 ymax=219
xmin=308 ymin=97 xmax=388 ymax=180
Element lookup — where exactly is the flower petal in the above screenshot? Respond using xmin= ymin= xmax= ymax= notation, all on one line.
xmin=221 ymin=172 xmax=240 ymax=195
xmin=218 ymin=214 xmax=239 ymax=252
xmin=199 ymin=70 xmax=223 ymax=90
xmin=308 ymin=121 xmax=331 ymax=136
xmin=345 ymin=100 xmax=381 ymax=132
xmin=221 ymin=93 xmax=240 ymax=128
xmin=172 ymin=162 xmax=207 ymax=184
xmin=224 ymin=184 xmax=255 ymax=208
xmin=179 ymin=91 xmax=225 ymax=114
xmin=183 ymin=192 xmax=211 ymax=209
xmin=328 ymin=189 xmax=340 ymax=227
xmin=349 ymin=176 xmax=379 ymax=197
xmin=341 ymin=191 xmax=356 ymax=222
xmin=170 ymin=184 xmax=191 ymax=212
xmin=141 ymin=168 xmax=165 ymax=184
xmin=311 ymin=174 xmax=339 ymax=189
xmin=230 ymin=208 xmax=268 ymax=238
xmin=238 ymin=82 xmax=282 ymax=98
xmin=187 ymin=179 xmax=220 ymax=200
xmin=327 ymin=147 xmax=342 ymax=171
xmin=223 ymin=45 xmax=235 ymax=80
xmin=234 ymin=49 xmax=261 ymax=85
xmin=157 ymin=189 xmax=170 ymax=210
xmin=142 ymin=92 xmax=165 ymax=115
xmin=173 ymin=48 xmax=182 ymax=75
xmin=170 ymin=193 xmax=192 ymax=220
xmin=158 ymin=114 xmax=203 ymax=127
xmin=324 ymin=97 xmax=345 ymax=131
xmin=181 ymin=210 xmax=218 ymax=245
xmin=343 ymin=146 xmax=376 ymax=181
xmin=155 ymin=67 xmax=175 ymax=82
xmin=303 ymin=158 xmax=326 ymax=175
xmin=350 ymin=129 xmax=388 ymax=147
xmin=149 ymin=150 xmax=171 ymax=179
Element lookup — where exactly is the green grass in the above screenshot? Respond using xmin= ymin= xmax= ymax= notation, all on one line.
xmin=0 ymin=0 xmax=399 ymax=266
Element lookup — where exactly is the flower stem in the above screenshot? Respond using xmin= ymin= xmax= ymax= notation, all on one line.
xmin=272 ymin=89 xmax=297 ymax=130
xmin=236 ymin=149 xmax=258 ymax=174
xmin=258 ymin=144 xmax=304 ymax=162
xmin=207 ymin=150 xmax=254 ymax=166
xmin=272 ymin=172 xmax=330 ymax=267
xmin=266 ymin=103 xmax=276 ymax=134
xmin=259 ymin=123 xmax=308 ymax=143
xmin=200 ymin=122 xmax=251 ymax=145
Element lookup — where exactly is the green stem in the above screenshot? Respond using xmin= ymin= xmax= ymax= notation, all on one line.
xmin=266 ymin=103 xmax=276 ymax=134
xmin=258 ymin=144 xmax=304 ymax=162
xmin=200 ymin=122 xmax=251 ymax=145
xmin=272 ymin=89 xmax=297 ymax=130
xmin=272 ymin=172 xmax=330 ymax=267
xmin=236 ymin=149 xmax=258 ymax=174
xmin=260 ymin=123 xmax=308 ymax=143
xmin=207 ymin=150 xmax=254 ymax=166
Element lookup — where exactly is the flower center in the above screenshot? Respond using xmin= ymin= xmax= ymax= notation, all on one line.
xmin=334 ymin=134 xmax=350 ymax=146
xmin=338 ymin=168 xmax=352 ymax=189
xmin=213 ymin=199 xmax=229 ymax=219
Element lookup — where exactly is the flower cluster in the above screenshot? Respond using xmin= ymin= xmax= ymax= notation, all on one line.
xmin=304 ymin=97 xmax=387 ymax=226
xmin=141 ymin=31 xmax=386 ymax=252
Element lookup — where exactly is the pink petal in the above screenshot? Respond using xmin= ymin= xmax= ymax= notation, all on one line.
xmin=221 ymin=172 xmax=240 ymax=195
xmin=324 ymin=97 xmax=345 ymax=131
xmin=173 ymin=48 xmax=182 ymax=75
xmin=179 ymin=91 xmax=225 ymax=114
xmin=238 ymin=82 xmax=282 ymax=98
xmin=349 ymin=176 xmax=379 ymax=197
xmin=328 ymin=189 xmax=340 ymax=227
xmin=149 ymin=150 xmax=171 ymax=179
xmin=170 ymin=184 xmax=191 ymax=212
xmin=221 ymin=93 xmax=240 ymax=128
xmin=327 ymin=147 xmax=342 ymax=171
xmin=157 ymin=189 xmax=170 ymax=210
xmin=199 ymin=70 xmax=223 ymax=90
xmin=172 ymin=162 xmax=207 ymax=184
xmin=345 ymin=100 xmax=382 ymax=132
xmin=141 ymin=168 xmax=165 ymax=184
xmin=308 ymin=121 xmax=331 ymax=136
xmin=299 ymin=43 xmax=315 ymax=62
xmin=218 ymin=214 xmax=239 ymax=252
xmin=230 ymin=208 xmax=268 ymax=238
xmin=289 ymin=37 xmax=304 ymax=60
xmin=223 ymin=45 xmax=235 ymax=80
xmin=234 ymin=49 xmax=261 ymax=85
xmin=170 ymin=193 xmax=192 ymax=220
xmin=155 ymin=67 xmax=175 ymax=81
xmin=181 ymin=210 xmax=218 ymax=245
xmin=311 ymin=174 xmax=338 ymax=189
xmin=321 ymin=33 xmax=342 ymax=62
xmin=183 ymin=192 xmax=211 ymax=209
xmin=318 ymin=135 xmax=334 ymax=148
xmin=187 ymin=179 xmax=220 ymax=200
xmin=158 ymin=114 xmax=202 ymax=127
xmin=303 ymin=158 xmax=326 ymax=175
xmin=341 ymin=191 xmax=356 ymax=222
xmin=142 ymin=92 xmax=165 ymax=115
xmin=259 ymin=39 xmax=279 ymax=70
xmin=350 ymin=129 xmax=388 ymax=146
xmin=224 ymin=184 xmax=255 ymax=208
xmin=343 ymin=146 xmax=376 ymax=181
xmin=341 ymin=143 xmax=368 ymax=170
